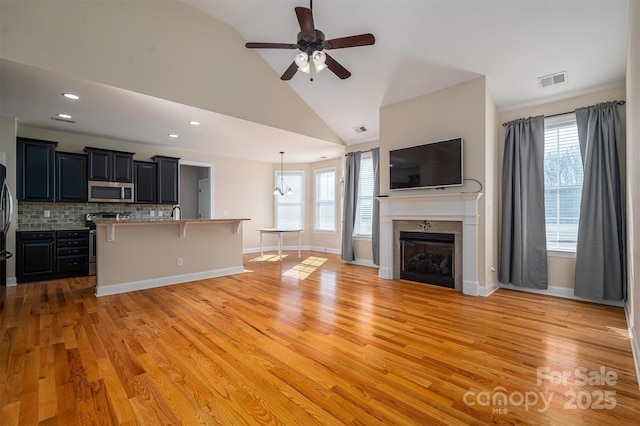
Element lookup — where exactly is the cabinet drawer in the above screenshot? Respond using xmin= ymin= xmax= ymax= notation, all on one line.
xmin=57 ymin=246 xmax=88 ymax=256
xmin=57 ymin=238 xmax=87 ymax=248
xmin=57 ymin=230 xmax=89 ymax=239
xmin=57 ymin=256 xmax=87 ymax=273
xmin=19 ymin=231 xmax=55 ymax=240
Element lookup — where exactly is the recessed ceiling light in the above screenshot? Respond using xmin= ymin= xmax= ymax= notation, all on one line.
xmin=62 ymin=93 xmax=79 ymax=100
xmin=168 ymin=133 xmax=178 ymax=138
xmin=57 ymin=113 xmax=72 ymax=119
xmin=189 ymin=121 xmax=200 ymax=126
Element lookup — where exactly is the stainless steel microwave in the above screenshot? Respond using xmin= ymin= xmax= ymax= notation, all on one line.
xmin=88 ymin=181 xmax=134 ymax=203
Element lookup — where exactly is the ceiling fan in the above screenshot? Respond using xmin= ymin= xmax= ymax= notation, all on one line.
xmin=245 ymin=1 xmax=375 ymax=81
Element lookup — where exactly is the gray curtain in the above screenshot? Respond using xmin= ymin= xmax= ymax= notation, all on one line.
xmin=371 ymin=148 xmax=380 ymax=265
xmin=341 ymin=152 xmax=361 ymax=261
xmin=499 ymin=115 xmax=548 ymax=289
xmin=574 ymin=102 xmax=626 ymax=300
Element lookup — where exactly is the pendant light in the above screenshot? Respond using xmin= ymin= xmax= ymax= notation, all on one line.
xmin=274 ymin=151 xmax=293 ymax=195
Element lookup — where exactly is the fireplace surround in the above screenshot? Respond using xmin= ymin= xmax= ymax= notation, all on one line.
xmin=378 ymin=193 xmax=483 ymax=296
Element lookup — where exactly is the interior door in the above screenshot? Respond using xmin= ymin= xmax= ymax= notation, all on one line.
xmin=197 ymin=178 xmax=210 ymax=219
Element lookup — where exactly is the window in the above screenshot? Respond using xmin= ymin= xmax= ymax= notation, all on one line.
xmin=354 ymin=152 xmax=374 ymax=237
xmin=543 ymin=114 xmax=582 ymax=251
xmin=314 ymin=168 xmax=336 ymax=231
xmin=275 ymin=171 xmax=304 ymax=229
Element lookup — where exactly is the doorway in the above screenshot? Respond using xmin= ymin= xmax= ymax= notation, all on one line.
xmin=179 ymin=161 xmax=214 ymax=219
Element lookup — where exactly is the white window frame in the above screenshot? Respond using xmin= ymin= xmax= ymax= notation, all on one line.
xmin=354 ymin=151 xmax=374 ymax=238
xmin=543 ymin=113 xmax=582 ymax=254
xmin=275 ymin=170 xmax=304 ymax=229
xmin=314 ymin=167 xmax=336 ymax=232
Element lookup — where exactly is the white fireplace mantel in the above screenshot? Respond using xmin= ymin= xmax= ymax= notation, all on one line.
xmin=378 ymin=192 xmax=483 ymax=296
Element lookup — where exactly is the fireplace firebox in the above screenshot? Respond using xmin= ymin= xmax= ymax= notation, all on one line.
xmin=400 ymin=232 xmax=455 ymax=288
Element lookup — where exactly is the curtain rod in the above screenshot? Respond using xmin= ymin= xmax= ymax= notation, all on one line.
xmin=501 ymin=100 xmax=626 ymax=127
xmin=345 ymin=148 xmax=374 ymax=156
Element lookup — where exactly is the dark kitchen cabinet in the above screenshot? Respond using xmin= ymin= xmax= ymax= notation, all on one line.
xmin=16 ymin=231 xmax=56 ymax=283
xmin=17 ymin=229 xmax=89 ymax=283
xmin=134 ymin=161 xmax=157 ymax=203
xmin=17 ymin=137 xmax=58 ymax=202
xmin=56 ymin=152 xmax=87 ymax=202
xmin=85 ymin=147 xmax=134 ymax=183
xmin=56 ymin=230 xmax=88 ymax=277
xmin=153 ymin=156 xmax=180 ymax=204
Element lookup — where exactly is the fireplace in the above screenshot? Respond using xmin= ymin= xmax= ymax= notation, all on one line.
xmin=400 ymin=232 xmax=455 ymax=288
xmin=378 ymin=193 xmax=483 ymax=296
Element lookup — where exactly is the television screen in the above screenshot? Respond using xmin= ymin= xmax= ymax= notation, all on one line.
xmin=389 ymin=138 xmax=463 ymax=190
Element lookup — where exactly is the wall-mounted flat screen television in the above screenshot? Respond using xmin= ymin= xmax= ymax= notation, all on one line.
xmin=389 ymin=138 xmax=463 ymax=190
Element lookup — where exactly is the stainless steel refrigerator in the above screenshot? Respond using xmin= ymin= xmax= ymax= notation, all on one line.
xmin=0 ymin=164 xmax=14 ymax=310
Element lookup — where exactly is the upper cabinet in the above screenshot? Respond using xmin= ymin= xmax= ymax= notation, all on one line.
xmin=56 ymin=152 xmax=87 ymax=202
xmin=84 ymin=147 xmax=134 ymax=183
xmin=17 ymin=137 xmax=58 ymax=202
xmin=153 ymin=156 xmax=180 ymax=205
xmin=134 ymin=161 xmax=157 ymax=204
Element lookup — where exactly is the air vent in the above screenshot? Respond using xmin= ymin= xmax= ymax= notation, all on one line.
xmin=353 ymin=125 xmax=367 ymax=134
xmin=538 ymin=71 xmax=568 ymax=88
xmin=51 ymin=117 xmax=75 ymax=124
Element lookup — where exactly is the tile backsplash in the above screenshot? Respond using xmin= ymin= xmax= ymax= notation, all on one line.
xmin=18 ymin=202 xmax=175 ymax=229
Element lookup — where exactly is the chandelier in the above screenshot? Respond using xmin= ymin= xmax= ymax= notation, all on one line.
xmin=274 ymin=151 xmax=293 ymax=196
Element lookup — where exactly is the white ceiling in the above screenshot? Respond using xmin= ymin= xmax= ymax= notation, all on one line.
xmin=0 ymin=0 xmax=630 ymax=164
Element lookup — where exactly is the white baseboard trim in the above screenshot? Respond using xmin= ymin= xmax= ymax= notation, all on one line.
xmin=625 ymin=307 xmax=640 ymax=390
xmin=95 ymin=266 xmax=244 ymax=297
xmin=343 ymin=258 xmax=377 ymax=268
xmin=309 ymin=246 xmax=342 ymax=255
xmin=479 ymin=279 xmax=500 ymax=297
xmin=7 ymin=276 xmax=16 ymax=287
xmin=499 ymin=283 xmax=625 ymax=307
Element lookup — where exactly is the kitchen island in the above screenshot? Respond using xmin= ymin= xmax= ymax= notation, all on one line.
xmin=94 ymin=218 xmax=249 ymax=296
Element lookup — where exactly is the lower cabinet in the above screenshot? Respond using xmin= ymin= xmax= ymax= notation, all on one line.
xmin=56 ymin=230 xmax=88 ymax=277
xmin=17 ymin=229 xmax=89 ymax=283
xmin=16 ymin=231 xmax=55 ymax=283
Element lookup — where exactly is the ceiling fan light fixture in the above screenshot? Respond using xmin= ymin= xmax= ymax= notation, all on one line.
xmin=294 ymin=52 xmax=311 ymax=74
xmin=312 ymin=50 xmax=327 ymax=72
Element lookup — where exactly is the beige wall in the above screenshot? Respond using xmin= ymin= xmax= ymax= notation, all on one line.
xmin=625 ymin=0 xmax=640 ymax=369
xmin=96 ymin=221 xmax=243 ymax=289
xmin=0 ymin=115 xmax=17 ymax=281
xmin=379 ymin=77 xmax=491 ymax=287
xmin=497 ymin=86 xmax=626 ymax=290
xmin=0 ymin=0 xmax=340 ymax=144
xmin=484 ymin=82 xmax=499 ymax=289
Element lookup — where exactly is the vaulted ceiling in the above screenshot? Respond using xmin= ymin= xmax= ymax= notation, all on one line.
xmin=0 ymin=0 xmax=630 ymax=163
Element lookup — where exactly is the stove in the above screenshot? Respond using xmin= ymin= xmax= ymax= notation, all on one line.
xmin=85 ymin=212 xmax=131 ymax=275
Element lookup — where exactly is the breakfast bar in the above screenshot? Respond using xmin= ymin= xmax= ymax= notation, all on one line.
xmin=95 ymin=218 xmax=249 ymax=296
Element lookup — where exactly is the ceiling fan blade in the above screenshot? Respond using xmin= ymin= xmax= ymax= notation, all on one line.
xmin=324 ymin=33 xmax=375 ymax=50
xmin=280 ymin=61 xmax=298 ymax=81
xmin=295 ymin=7 xmax=316 ymax=42
xmin=245 ymin=42 xmax=298 ymax=49
xmin=324 ymin=54 xmax=351 ymax=80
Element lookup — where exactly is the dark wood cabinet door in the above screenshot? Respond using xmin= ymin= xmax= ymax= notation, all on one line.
xmin=56 ymin=152 xmax=87 ymax=202
xmin=17 ymin=138 xmax=57 ymax=201
xmin=154 ymin=156 xmax=179 ymax=204
xmin=86 ymin=149 xmax=111 ymax=181
xmin=16 ymin=232 xmax=56 ymax=283
xmin=134 ymin=161 xmax=157 ymax=203
xmin=112 ymin=152 xmax=134 ymax=183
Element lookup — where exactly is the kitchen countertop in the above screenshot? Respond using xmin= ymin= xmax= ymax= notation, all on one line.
xmin=94 ymin=217 xmax=251 ymax=240
xmin=16 ymin=226 xmax=91 ymax=232
xmin=94 ymin=218 xmax=250 ymax=224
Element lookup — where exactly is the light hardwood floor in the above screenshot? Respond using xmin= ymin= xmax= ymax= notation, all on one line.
xmin=1 ymin=252 xmax=639 ymax=425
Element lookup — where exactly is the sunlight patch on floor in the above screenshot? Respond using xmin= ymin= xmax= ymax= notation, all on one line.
xmin=283 ymin=256 xmax=328 ymax=280
xmin=249 ymin=254 xmax=288 ymax=262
